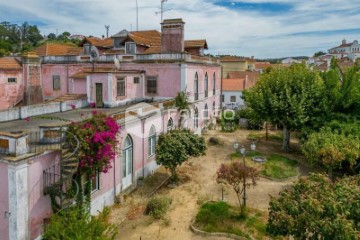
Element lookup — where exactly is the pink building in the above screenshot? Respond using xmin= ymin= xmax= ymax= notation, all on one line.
xmin=0 ymin=18 xmax=221 ymax=240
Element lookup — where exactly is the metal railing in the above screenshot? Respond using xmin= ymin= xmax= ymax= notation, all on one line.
xmin=28 ymin=131 xmax=62 ymax=154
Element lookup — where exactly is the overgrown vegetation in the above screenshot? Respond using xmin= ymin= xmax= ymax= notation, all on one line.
xmin=195 ymin=201 xmax=268 ymax=240
xmin=235 ymin=107 xmax=264 ymax=130
xmin=220 ymin=110 xmax=237 ymax=132
xmin=145 ymin=196 xmax=172 ymax=220
xmin=43 ymin=207 xmax=117 ymax=240
xmin=268 ymin=173 xmax=360 ymax=239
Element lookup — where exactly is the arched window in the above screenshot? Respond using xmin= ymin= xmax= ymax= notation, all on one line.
xmin=194 ymin=107 xmax=199 ymax=129
xmin=204 ymin=104 xmax=208 ymax=119
xmin=212 ymin=73 xmax=216 ymax=95
xmin=122 ymin=135 xmax=133 ymax=189
xmin=167 ymin=118 xmax=174 ymax=131
xmin=212 ymin=101 xmax=216 ymax=113
xmin=204 ymin=72 xmax=208 ymax=98
xmin=194 ymin=73 xmax=199 ymax=100
xmin=148 ymin=125 xmax=156 ymax=157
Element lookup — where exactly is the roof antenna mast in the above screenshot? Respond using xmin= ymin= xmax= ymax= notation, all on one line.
xmin=156 ymin=0 xmax=172 ymax=23
xmin=105 ymin=25 xmax=110 ymax=38
xmin=136 ymin=0 xmax=139 ymax=31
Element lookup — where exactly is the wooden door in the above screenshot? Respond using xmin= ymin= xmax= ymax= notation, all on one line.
xmin=95 ymin=83 xmax=103 ymax=107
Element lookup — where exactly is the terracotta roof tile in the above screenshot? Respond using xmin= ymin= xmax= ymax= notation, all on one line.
xmin=128 ymin=30 xmax=161 ymax=47
xmin=227 ymin=71 xmax=259 ymax=81
xmin=0 ymin=57 xmax=22 ymax=70
xmin=223 ymin=78 xmax=245 ymax=91
xmin=185 ymin=40 xmax=208 ymax=49
xmin=83 ymin=37 xmax=113 ymax=48
xmin=34 ymin=43 xmax=83 ymax=56
xmin=255 ymin=62 xmax=271 ymax=69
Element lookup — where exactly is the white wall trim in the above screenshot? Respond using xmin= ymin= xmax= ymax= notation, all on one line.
xmin=8 ymin=163 xmax=29 ymax=240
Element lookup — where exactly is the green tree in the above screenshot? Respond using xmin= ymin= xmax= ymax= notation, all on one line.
xmin=47 ymin=33 xmax=57 ymax=40
xmin=156 ymin=129 xmax=206 ymax=182
xmin=267 ymin=173 xmax=360 ymax=239
xmin=243 ymin=64 xmax=327 ymax=151
xmin=302 ymin=127 xmax=360 ymax=178
xmin=313 ymin=51 xmax=326 ymax=57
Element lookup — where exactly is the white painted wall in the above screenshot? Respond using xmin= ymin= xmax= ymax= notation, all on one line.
xmin=222 ymin=90 xmax=244 ymax=109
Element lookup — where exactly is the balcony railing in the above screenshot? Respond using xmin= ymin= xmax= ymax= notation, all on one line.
xmin=41 ymin=53 xmax=219 ymax=65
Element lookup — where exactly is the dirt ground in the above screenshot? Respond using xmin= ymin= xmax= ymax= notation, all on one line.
xmin=109 ymin=130 xmax=312 ymax=240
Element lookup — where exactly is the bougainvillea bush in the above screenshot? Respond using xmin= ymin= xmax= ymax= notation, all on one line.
xmin=67 ymin=111 xmax=120 ymax=176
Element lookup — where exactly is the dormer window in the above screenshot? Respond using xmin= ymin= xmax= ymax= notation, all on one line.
xmin=83 ymin=43 xmax=91 ymax=55
xmin=125 ymin=42 xmax=136 ymax=54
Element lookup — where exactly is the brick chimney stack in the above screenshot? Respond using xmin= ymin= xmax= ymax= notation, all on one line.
xmin=161 ymin=18 xmax=185 ymax=53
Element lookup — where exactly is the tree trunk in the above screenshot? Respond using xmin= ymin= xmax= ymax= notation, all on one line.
xmin=170 ymin=167 xmax=178 ymax=183
xmin=282 ymin=126 xmax=291 ymax=152
xmin=265 ymin=122 xmax=268 ymax=141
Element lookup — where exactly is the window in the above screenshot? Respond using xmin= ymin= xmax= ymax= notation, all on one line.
xmin=53 ymin=75 xmax=60 ymax=90
xmin=212 ymin=73 xmax=216 ymax=95
xmin=122 ymin=135 xmax=133 ymax=181
xmin=212 ymin=101 xmax=216 ymax=112
xmin=204 ymin=104 xmax=209 ymax=119
xmin=147 ymin=76 xmax=157 ymax=94
xmin=117 ymin=77 xmax=125 ymax=96
xmin=194 ymin=73 xmax=199 ymax=100
xmin=194 ymin=107 xmax=199 ymax=129
xmin=91 ymin=171 xmax=100 ymax=193
xmin=230 ymin=96 xmax=236 ymax=102
xmin=167 ymin=118 xmax=174 ymax=131
xmin=125 ymin=42 xmax=136 ymax=54
xmin=148 ymin=126 xmax=156 ymax=157
xmin=7 ymin=78 xmax=16 ymax=83
xmin=204 ymin=73 xmax=208 ymax=98
xmin=221 ymin=94 xmax=224 ymax=103
xmin=134 ymin=77 xmax=140 ymax=84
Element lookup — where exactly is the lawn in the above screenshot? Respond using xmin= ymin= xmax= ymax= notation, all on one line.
xmin=194 ymin=201 xmax=281 ymax=240
xmin=230 ymin=152 xmax=298 ymax=179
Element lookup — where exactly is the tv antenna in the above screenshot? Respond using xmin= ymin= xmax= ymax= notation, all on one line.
xmin=114 ymin=57 xmax=121 ymax=70
xmin=136 ymin=0 xmax=139 ymax=31
xmin=90 ymin=46 xmax=100 ymax=71
xmin=105 ymin=25 xmax=110 ymax=38
xmin=155 ymin=0 xmax=172 ymax=23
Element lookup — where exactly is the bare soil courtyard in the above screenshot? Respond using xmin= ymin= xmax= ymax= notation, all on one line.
xmin=109 ymin=129 xmax=313 ymax=240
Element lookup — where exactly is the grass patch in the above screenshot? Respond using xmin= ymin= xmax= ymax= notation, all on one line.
xmin=230 ymin=151 xmax=262 ymax=159
xmin=194 ymin=201 xmax=269 ymax=240
xmin=262 ymin=154 xmax=297 ymax=179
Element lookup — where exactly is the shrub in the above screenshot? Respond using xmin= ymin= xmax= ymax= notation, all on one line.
xmin=145 ymin=196 xmax=172 ymax=219
xmin=235 ymin=107 xmax=264 ymax=130
xmin=43 ymin=206 xmax=117 ymax=240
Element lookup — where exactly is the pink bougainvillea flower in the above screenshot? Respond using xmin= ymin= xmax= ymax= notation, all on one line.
xmin=70 ymin=104 xmax=76 ymax=109
xmin=24 ymin=117 xmax=32 ymax=122
xmin=89 ymin=102 xmax=96 ymax=108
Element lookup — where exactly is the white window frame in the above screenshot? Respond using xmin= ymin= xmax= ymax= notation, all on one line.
xmin=91 ymin=171 xmax=100 ymax=194
xmin=125 ymin=42 xmax=136 ymax=54
xmin=148 ymin=126 xmax=156 ymax=157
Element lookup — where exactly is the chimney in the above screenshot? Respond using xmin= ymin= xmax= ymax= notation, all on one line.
xmin=22 ymin=52 xmax=44 ymax=105
xmin=243 ymin=75 xmax=248 ymax=90
xmin=161 ymin=18 xmax=185 ymax=53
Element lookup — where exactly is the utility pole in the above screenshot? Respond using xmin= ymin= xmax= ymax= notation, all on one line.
xmin=105 ymin=25 xmax=110 ymax=38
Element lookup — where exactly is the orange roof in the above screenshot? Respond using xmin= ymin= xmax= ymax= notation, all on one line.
xmin=185 ymin=40 xmax=208 ymax=49
xmin=223 ymin=78 xmax=245 ymax=91
xmin=83 ymin=37 xmax=113 ymax=48
xmin=255 ymin=62 xmax=271 ymax=69
xmin=34 ymin=43 xmax=83 ymax=56
xmin=0 ymin=57 xmax=22 ymax=70
xmin=227 ymin=71 xmax=259 ymax=81
xmin=129 ymin=30 xmax=161 ymax=47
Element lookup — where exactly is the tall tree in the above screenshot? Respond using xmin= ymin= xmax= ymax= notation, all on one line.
xmin=243 ymin=64 xmax=328 ymax=151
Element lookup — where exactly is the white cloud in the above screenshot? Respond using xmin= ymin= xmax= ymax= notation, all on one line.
xmin=1 ymin=0 xmax=360 ymax=58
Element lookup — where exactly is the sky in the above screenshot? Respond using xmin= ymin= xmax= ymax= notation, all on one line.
xmin=1 ymin=0 xmax=360 ymax=58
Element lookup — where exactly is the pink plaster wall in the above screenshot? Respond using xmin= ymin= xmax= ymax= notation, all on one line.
xmin=0 ymin=162 xmax=9 ymax=240
xmin=88 ymin=73 xmax=110 ymax=103
xmin=0 ymin=70 xmax=23 ymax=110
xmin=111 ymin=74 xmax=144 ymax=102
xmin=40 ymin=64 xmax=95 ymax=100
xmin=120 ymin=63 xmax=181 ymax=98
xmin=28 ymin=151 xmax=60 ymax=239
xmin=72 ymin=78 xmax=87 ymax=94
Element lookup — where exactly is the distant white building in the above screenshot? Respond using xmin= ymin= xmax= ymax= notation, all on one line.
xmin=328 ymin=39 xmax=360 ymax=61
xmin=281 ymin=57 xmax=300 ymax=64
